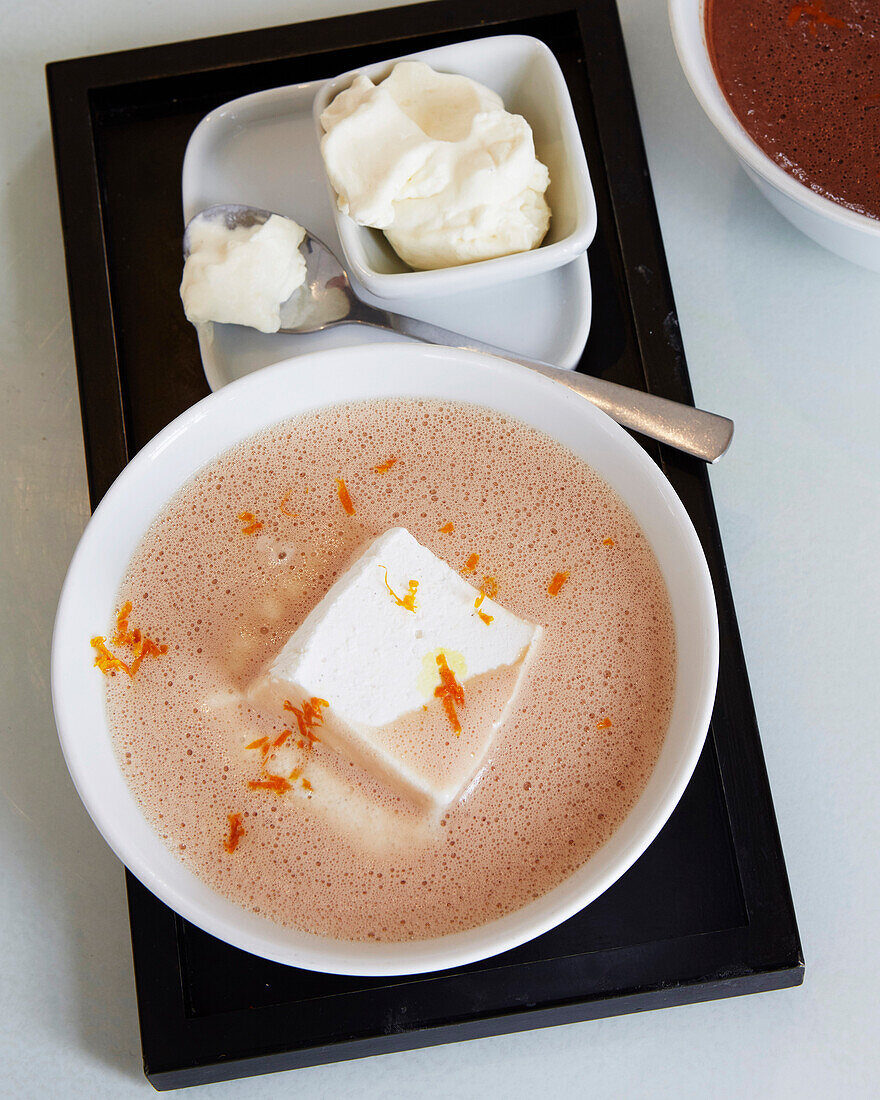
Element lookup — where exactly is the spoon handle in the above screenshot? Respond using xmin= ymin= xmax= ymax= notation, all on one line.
xmin=380 ymin=312 xmax=733 ymax=463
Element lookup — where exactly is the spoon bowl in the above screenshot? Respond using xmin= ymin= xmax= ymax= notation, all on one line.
xmin=183 ymin=203 xmax=361 ymax=333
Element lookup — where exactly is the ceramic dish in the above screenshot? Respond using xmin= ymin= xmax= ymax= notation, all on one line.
xmin=312 ymin=35 xmax=597 ymax=298
xmin=182 ymin=81 xmax=592 ymax=391
xmin=669 ymin=0 xmax=880 ymax=272
xmin=52 ymin=343 xmax=718 ymax=977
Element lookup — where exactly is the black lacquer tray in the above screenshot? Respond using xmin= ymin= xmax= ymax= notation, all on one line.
xmin=47 ymin=0 xmax=803 ymax=1089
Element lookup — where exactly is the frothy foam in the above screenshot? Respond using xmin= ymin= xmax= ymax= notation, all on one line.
xmin=103 ymin=399 xmax=676 ymax=941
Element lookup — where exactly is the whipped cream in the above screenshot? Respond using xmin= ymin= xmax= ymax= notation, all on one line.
xmin=180 ymin=214 xmax=307 ymax=333
xmin=320 ymin=61 xmax=551 ymax=270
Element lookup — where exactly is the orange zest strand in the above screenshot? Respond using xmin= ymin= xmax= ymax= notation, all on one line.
xmin=473 ymin=590 xmax=494 ymax=626
xmin=374 ymin=456 xmax=398 ymax=474
xmin=93 ymin=601 xmax=167 ymax=678
xmin=381 ymin=567 xmax=418 ymax=612
xmin=435 ymin=653 xmax=464 ymax=735
xmin=112 ymin=601 xmax=133 ymax=646
xmin=113 ymin=601 xmax=165 ymax=654
xmin=238 ymin=511 xmax=263 ymax=535
xmin=596 ymin=717 xmax=613 ymax=730
xmin=278 ymin=493 xmax=298 ymax=517
xmin=301 ymin=777 xmax=313 ymax=792
xmin=282 ymin=696 xmax=327 ymax=747
xmin=547 ymin=571 xmax=570 ymax=596
xmin=786 ymin=1 xmax=845 ymax=35
xmin=128 ymin=637 xmax=165 ymax=678
xmin=304 ymin=697 xmax=328 ymax=724
xmin=248 ymin=774 xmax=291 ymax=793
xmin=335 ymin=477 xmax=355 ymax=515
xmin=602 ymin=537 xmax=615 ymax=547
xmin=436 ymin=656 xmax=465 ymax=704
xmin=481 ymin=576 xmax=498 ymax=600
xmin=439 ymin=522 xmax=454 ymax=534
xmin=91 ymin=636 xmax=131 ymax=677
xmin=223 ymin=813 xmax=245 ymax=854
xmin=462 ymin=552 xmax=480 ymax=574
xmin=246 ymin=698 xmax=329 ymax=791
xmin=440 ymin=695 xmax=462 ymax=734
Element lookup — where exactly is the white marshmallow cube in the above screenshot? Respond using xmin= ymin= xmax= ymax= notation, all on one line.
xmin=250 ymin=527 xmax=541 ymax=811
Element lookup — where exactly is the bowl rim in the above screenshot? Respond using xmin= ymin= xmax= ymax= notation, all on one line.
xmin=311 ymin=34 xmax=598 ymax=297
xmin=668 ymin=0 xmax=880 ymax=238
xmin=51 ymin=343 xmax=717 ymax=976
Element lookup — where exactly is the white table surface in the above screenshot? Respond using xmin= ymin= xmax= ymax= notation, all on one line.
xmin=1 ymin=0 xmax=878 ymax=1095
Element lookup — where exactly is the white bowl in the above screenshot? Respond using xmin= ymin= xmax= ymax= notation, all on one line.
xmin=52 ymin=344 xmax=717 ymax=976
xmin=669 ymin=0 xmax=880 ymax=272
xmin=312 ymin=35 xmax=597 ymax=299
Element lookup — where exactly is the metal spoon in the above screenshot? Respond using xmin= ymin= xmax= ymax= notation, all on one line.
xmin=184 ymin=204 xmax=733 ymax=462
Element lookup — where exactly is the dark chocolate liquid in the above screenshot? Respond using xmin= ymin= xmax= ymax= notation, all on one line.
xmin=707 ymin=0 xmax=880 ymax=219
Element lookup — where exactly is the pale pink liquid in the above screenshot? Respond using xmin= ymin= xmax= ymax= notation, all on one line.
xmin=104 ymin=399 xmax=676 ymax=942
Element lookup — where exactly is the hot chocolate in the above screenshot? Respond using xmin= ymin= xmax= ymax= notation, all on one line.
xmin=97 ymin=398 xmax=675 ymax=942
xmin=707 ymin=0 xmax=880 ymax=220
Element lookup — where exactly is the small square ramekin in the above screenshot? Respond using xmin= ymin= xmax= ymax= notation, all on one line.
xmin=312 ymin=35 xmax=597 ymax=300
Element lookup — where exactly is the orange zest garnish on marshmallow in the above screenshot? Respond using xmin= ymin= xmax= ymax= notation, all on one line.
xmin=473 ymin=587 xmax=494 ymax=626
xmin=596 ymin=717 xmax=613 ymax=730
xmin=474 ymin=602 xmax=493 ymax=626
xmin=373 ymin=456 xmax=398 ymax=474
xmin=602 ymin=537 xmax=615 ymax=547
xmin=547 ymin=571 xmax=569 ymax=596
xmin=223 ymin=813 xmax=245 ymax=853
xmin=439 ymin=522 xmax=454 ymax=534
xmin=335 ymin=478 xmax=355 ymax=515
xmin=435 ymin=653 xmax=464 ymax=735
xmin=471 ymin=576 xmax=498 ymax=625
xmin=381 ymin=567 xmax=418 ymax=612
xmin=238 ymin=511 xmax=263 ymax=535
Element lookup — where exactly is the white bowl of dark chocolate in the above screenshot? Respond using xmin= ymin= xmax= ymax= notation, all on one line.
xmin=52 ymin=344 xmax=718 ymax=975
xmin=670 ymin=0 xmax=880 ymax=272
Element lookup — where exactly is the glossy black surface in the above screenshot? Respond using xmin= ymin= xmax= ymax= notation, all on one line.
xmin=47 ymin=0 xmax=802 ymax=1089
